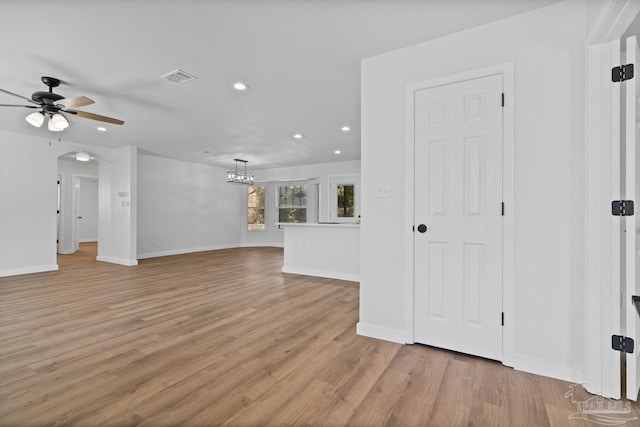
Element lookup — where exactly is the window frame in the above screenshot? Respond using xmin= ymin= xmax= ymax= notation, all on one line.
xmin=328 ymin=175 xmax=360 ymax=223
xmin=277 ymin=183 xmax=308 ymax=225
xmin=247 ymin=185 xmax=266 ymax=231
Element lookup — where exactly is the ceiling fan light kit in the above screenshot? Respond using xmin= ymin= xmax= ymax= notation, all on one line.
xmin=1 ymin=76 xmax=124 ymax=132
xmin=48 ymin=113 xmax=69 ymax=131
xmin=25 ymin=111 xmax=45 ymax=127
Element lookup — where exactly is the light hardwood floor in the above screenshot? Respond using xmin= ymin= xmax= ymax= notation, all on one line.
xmin=1 ymin=243 xmax=639 ymax=426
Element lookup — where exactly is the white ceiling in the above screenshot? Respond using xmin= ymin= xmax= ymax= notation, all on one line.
xmin=0 ymin=0 xmax=561 ymax=170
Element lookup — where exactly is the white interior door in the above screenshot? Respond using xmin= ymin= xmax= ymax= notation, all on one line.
xmin=72 ymin=176 xmax=80 ymax=252
xmin=57 ymin=174 xmax=62 ymax=253
xmin=414 ymin=74 xmax=503 ymax=361
xmin=625 ymin=34 xmax=640 ymax=401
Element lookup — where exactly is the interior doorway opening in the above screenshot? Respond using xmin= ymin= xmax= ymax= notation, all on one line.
xmin=56 ymin=151 xmax=100 ymax=263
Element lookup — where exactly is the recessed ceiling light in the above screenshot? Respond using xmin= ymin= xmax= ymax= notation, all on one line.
xmin=233 ymin=82 xmax=248 ymax=91
xmin=334 ymin=150 xmax=341 ymax=155
xmin=293 ymin=133 xmax=303 ymax=139
xmin=341 ymin=126 xmax=351 ymax=132
xmin=96 ymin=127 xmax=107 ymax=132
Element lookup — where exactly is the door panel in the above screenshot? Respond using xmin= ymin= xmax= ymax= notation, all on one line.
xmin=427 ymin=241 xmax=447 ymax=319
xmin=414 ymin=74 xmax=503 ymax=361
xmin=463 ymin=243 xmax=486 ymax=326
xmin=429 ymin=140 xmax=449 ymax=216
xmin=625 ymin=34 xmax=640 ymax=401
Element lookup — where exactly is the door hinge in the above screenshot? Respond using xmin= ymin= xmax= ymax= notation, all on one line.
xmin=501 ymin=202 xmax=505 ymax=216
xmin=612 ymin=335 xmax=635 ymax=353
xmin=612 ymin=64 xmax=634 ymax=82
xmin=612 ymin=200 xmax=634 ymax=216
xmin=501 ymin=93 xmax=505 ymax=107
xmin=501 ymin=312 xmax=504 ymax=326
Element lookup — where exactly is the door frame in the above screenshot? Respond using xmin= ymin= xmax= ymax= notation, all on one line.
xmin=584 ymin=0 xmax=640 ymax=399
xmin=404 ymin=62 xmax=515 ymax=366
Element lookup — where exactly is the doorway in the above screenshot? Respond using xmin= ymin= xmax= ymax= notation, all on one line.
xmin=76 ymin=176 xmax=99 ymax=244
xmin=57 ymin=152 xmax=99 ymax=258
xmin=413 ymin=73 xmax=504 ymax=361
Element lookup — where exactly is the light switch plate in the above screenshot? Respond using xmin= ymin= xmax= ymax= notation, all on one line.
xmin=376 ymin=186 xmax=394 ymax=198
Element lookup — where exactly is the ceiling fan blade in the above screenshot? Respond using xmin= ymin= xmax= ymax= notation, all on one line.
xmin=55 ymin=96 xmax=94 ymax=109
xmin=0 ymin=88 xmax=37 ymax=104
xmin=0 ymin=104 xmax=39 ymax=108
xmin=67 ymin=109 xmax=124 ymax=125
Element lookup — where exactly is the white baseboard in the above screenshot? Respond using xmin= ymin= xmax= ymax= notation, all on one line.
xmin=241 ymin=242 xmax=284 ymax=248
xmin=137 ymin=244 xmax=239 ymax=260
xmin=96 ymin=256 xmax=138 ymax=266
xmin=282 ymin=266 xmax=359 ymax=282
xmin=356 ymin=322 xmax=409 ymax=344
xmin=0 ymin=264 xmax=58 ymax=277
xmin=513 ymin=353 xmax=583 ymax=384
xmin=79 ymin=238 xmax=98 ymax=243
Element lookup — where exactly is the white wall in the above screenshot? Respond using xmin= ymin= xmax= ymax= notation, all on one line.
xmin=97 ymin=146 xmax=138 ymax=265
xmin=0 ymin=131 xmax=58 ymax=276
xmin=137 ymin=153 xmax=244 ymax=258
xmin=241 ymin=160 xmax=361 ymax=247
xmin=282 ymin=224 xmax=360 ymax=281
xmin=359 ymin=0 xmax=586 ymax=382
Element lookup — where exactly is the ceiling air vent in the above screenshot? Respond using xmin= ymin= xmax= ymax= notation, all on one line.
xmin=160 ymin=69 xmax=197 ymax=84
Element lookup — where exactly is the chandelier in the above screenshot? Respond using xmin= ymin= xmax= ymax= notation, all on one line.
xmin=227 ymin=158 xmax=254 ymax=185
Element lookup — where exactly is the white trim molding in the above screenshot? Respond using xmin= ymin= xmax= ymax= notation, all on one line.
xmin=282 ymin=266 xmax=359 ymax=282
xmin=96 ymin=256 xmax=138 ymax=266
xmin=0 ymin=264 xmax=59 ymax=278
xmin=356 ymin=322 xmax=410 ymax=344
xmin=583 ymin=0 xmax=640 ymax=400
xmin=514 ymin=353 xmax=584 ymax=385
xmin=587 ymin=0 xmax=640 ymax=44
xmin=137 ymin=244 xmax=238 ymax=260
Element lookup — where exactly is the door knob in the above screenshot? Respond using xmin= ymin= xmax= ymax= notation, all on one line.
xmin=417 ymin=224 xmax=427 ymax=233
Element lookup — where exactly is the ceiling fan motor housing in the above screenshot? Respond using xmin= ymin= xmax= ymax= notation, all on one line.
xmin=31 ymin=91 xmax=64 ymax=113
xmin=32 ymin=76 xmax=65 ymax=113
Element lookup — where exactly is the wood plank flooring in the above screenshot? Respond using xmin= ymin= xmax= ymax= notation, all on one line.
xmin=1 ymin=243 xmax=639 ymax=426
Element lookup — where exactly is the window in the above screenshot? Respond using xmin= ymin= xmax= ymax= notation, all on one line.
xmin=247 ymin=186 xmax=265 ymax=231
xmin=278 ymin=184 xmax=307 ymax=223
xmin=337 ymin=184 xmax=355 ymax=218
xmin=329 ymin=175 xmax=360 ymax=223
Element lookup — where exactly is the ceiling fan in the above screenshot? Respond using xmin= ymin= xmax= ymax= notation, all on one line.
xmin=0 ymin=76 xmax=124 ymax=131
